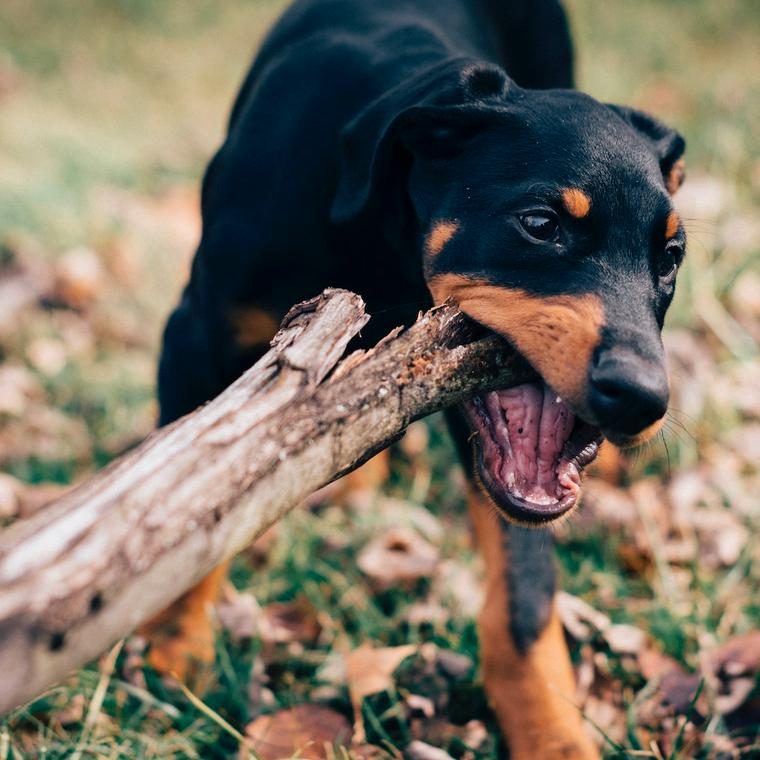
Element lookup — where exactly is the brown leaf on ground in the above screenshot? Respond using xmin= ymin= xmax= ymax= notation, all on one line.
xmin=603 ymin=624 xmax=648 ymax=656
xmin=577 ymin=478 xmax=638 ymax=531
xmin=730 ymin=270 xmax=760 ymax=341
xmin=345 ymin=643 xmax=417 ymax=742
xmin=53 ymin=246 xmax=105 ymax=309
xmin=690 ymin=508 xmax=748 ymax=568
xmin=708 ymin=631 xmax=760 ymax=715
xmin=638 ymin=647 xmax=683 ymax=682
xmin=709 ymin=631 xmax=760 ymax=676
xmin=0 ymin=405 xmax=91 ymax=466
xmin=0 ymin=265 xmax=49 ymax=333
xmin=357 ymin=527 xmax=438 ymax=589
xmin=0 ymin=362 xmax=46 ymax=416
xmin=408 ymin=716 xmax=488 ymax=752
xmin=405 ymin=740 xmax=455 ymax=760
xmin=638 ymin=669 xmax=703 ymax=729
xmin=54 ymin=693 xmax=86 ymax=726
xmin=404 ymin=600 xmax=448 ymax=627
xmin=0 ymin=473 xmax=68 ymax=521
xmin=0 ymin=474 xmax=19 ymax=520
xmin=352 ymin=745 xmax=392 ymax=760
xmin=431 ymin=560 xmax=483 ymax=619
xmin=216 ymin=586 xmax=261 ymax=642
xmin=260 ymin=598 xmax=322 ymax=645
xmin=556 ymin=591 xmax=610 ymax=641
xmin=26 ymin=337 xmax=67 ymax=376
xmin=244 ymin=524 xmax=280 ymax=566
xmin=243 ymin=704 xmax=352 ymax=760
xmin=582 ymin=695 xmax=627 ymax=748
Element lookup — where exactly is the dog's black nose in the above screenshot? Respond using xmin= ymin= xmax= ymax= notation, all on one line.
xmin=589 ymin=352 xmax=669 ymax=435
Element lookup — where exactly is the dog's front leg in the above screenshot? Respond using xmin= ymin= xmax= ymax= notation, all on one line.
xmin=139 ymin=562 xmax=229 ymax=689
xmin=468 ymin=489 xmax=600 ymax=760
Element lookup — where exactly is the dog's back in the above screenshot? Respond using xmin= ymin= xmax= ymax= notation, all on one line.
xmin=159 ymin=0 xmax=574 ymax=424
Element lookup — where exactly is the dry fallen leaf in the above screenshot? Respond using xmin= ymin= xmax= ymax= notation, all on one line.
xmin=260 ymin=599 xmax=322 ymax=645
xmin=0 ymin=362 xmax=46 ymax=416
xmin=0 ymin=268 xmax=46 ymax=333
xmin=434 ymin=648 xmax=473 ymax=681
xmin=582 ymin=695 xmax=627 ymax=748
xmin=578 ymin=478 xmax=639 ymax=531
xmin=54 ymin=246 xmax=104 ymax=308
xmin=404 ymin=600 xmax=448 ymax=627
xmin=216 ymin=587 xmax=262 ymax=642
xmin=405 ymin=693 xmax=435 ymax=718
xmin=603 ymin=624 xmax=648 ymax=656
xmin=0 ymin=473 xmax=21 ymax=520
xmin=357 ymin=527 xmax=438 ymax=589
xmin=405 ymin=740 xmax=455 ymax=760
xmin=54 ymin=693 xmax=86 ymax=726
xmin=345 ymin=643 xmax=416 ymax=742
xmin=638 ymin=647 xmax=683 ymax=682
xmin=26 ymin=337 xmax=67 ymax=376
xmin=243 ymin=704 xmax=351 ymax=760
xmin=708 ymin=631 xmax=760 ymax=715
xmin=556 ymin=591 xmax=611 ymax=641
xmin=0 ymin=405 xmax=91 ymax=466
xmin=0 ymin=473 xmax=67 ymax=521
xmin=431 ymin=560 xmax=483 ymax=619
xmin=689 ymin=508 xmax=748 ymax=568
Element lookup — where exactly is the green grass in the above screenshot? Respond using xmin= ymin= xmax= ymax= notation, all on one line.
xmin=0 ymin=0 xmax=758 ymax=757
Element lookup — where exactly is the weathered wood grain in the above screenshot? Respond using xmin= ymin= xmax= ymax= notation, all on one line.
xmin=0 ymin=288 xmax=530 ymax=714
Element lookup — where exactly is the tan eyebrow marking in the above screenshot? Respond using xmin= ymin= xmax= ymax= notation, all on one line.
xmin=425 ymin=220 xmax=460 ymax=257
xmin=561 ymin=188 xmax=591 ymax=219
xmin=665 ymin=210 xmax=680 ymax=240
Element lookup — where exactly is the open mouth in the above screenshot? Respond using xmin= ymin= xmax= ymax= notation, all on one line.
xmin=461 ymin=381 xmax=603 ymax=524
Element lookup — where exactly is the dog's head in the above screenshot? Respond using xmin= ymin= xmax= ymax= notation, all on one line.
xmin=332 ymin=61 xmax=686 ymax=524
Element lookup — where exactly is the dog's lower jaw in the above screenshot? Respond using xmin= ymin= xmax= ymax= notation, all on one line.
xmin=461 ymin=381 xmax=602 ymax=525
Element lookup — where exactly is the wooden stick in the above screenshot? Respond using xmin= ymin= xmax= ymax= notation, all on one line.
xmin=0 ymin=288 xmax=530 ymax=714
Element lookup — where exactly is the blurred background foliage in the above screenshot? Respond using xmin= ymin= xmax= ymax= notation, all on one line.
xmin=0 ymin=1 xmax=758 ymax=758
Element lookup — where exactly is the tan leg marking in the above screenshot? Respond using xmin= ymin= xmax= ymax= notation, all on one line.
xmin=425 ymin=220 xmax=460 ymax=257
xmin=229 ymin=306 xmax=280 ymax=349
xmin=428 ymin=274 xmax=605 ymax=407
xmin=561 ymin=189 xmax=592 ymax=219
xmin=469 ymin=489 xmax=599 ymax=759
xmin=664 ymin=210 xmax=680 ymax=240
xmin=140 ymin=562 xmax=229 ymax=688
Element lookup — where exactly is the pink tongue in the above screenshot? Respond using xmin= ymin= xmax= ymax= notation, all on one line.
xmin=491 ymin=382 xmax=575 ymax=502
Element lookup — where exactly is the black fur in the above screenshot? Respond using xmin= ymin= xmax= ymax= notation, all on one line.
xmin=506 ymin=525 xmax=556 ymax=653
xmin=159 ymin=0 xmax=685 ymax=648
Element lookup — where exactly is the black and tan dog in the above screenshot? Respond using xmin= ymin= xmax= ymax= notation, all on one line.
xmin=147 ymin=0 xmax=686 ymax=756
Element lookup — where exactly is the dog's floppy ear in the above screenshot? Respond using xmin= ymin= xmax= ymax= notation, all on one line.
xmin=608 ymin=104 xmax=686 ymax=195
xmin=331 ymin=60 xmax=511 ymax=223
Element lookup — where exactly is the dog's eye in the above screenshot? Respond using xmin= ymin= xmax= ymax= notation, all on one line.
xmin=519 ymin=213 xmax=559 ymax=242
xmin=657 ymin=241 xmax=683 ymax=281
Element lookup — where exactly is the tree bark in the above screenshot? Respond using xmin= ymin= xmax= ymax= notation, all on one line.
xmin=0 ymin=288 xmax=530 ymax=714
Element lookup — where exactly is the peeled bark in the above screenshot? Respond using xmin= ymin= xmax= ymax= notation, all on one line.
xmin=0 ymin=288 xmax=530 ymax=714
